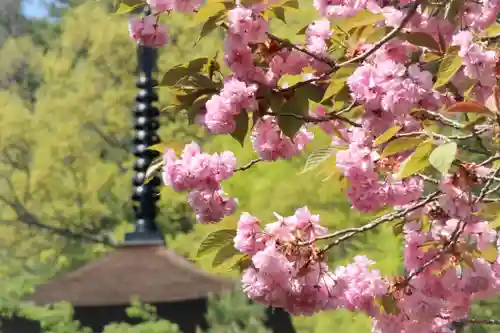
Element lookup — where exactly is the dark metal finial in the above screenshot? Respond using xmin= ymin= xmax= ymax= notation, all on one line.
xmin=125 ymin=9 xmax=164 ymax=246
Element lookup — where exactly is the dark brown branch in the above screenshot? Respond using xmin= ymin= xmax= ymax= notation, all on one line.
xmin=235 ymin=158 xmax=262 ymax=172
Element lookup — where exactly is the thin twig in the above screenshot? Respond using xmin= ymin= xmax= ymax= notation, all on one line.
xmin=464 ymin=319 xmax=500 ymax=325
xmin=476 ymin=168 xmax=500 ymax=202
xmin=266 ymin=32 xmax=336 ymax=67
xmin=479 ymin=154 xmax=500 ymax=166
xmin=406 ymin=220 xmax=466 ymax=281
xmin=320 ymin=191 xmax=440 ymax=253
xmin=235 ymin=158 xmax=262 ymax=172
xmin=417 ymin=173 xmax=439 ymax=184
xmin=264 ymin=110 xmax=362 ymax=128
xmin=424 ymin=110 xmax=464 ymax=129
xmin=337 ymin=0 xmax=423 ymax=67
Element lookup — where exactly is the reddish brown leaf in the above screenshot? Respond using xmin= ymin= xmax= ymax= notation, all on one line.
xmin=445 ymin=100 xmax=490 ymax=114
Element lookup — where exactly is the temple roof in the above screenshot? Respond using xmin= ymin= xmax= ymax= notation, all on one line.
xmin=28 ymin=245 xmax=236 ymax=307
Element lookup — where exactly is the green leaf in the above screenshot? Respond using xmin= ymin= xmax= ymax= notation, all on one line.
xmin=433 ymin=53 xmax=462 ymax=89
xmin=186 ymin=94 xmax=211 ymax=124
xmin=335 ymin=10 xmax=385 ymax=31
xmin=195 ymin=12 xmax=224 ymax=46
xmin=395 ymin=140 xmax=434 ymax=179
xmin=279 ymin=74 xmax=305 ymax=87
xmin=230 ymin=110 xmax=249 ymax=146
xmin=283 ymin=0 xmax=299 ymax=8
xmin=271 ymin=7 xmax=286 ymax=23
xmin=374 ymin=125 xmax=402 ymax=146
xmin=428 ymin=142 xmax=457 ymax=174
xmin=187 ymin=57 xmax=210 ymax=73
xmin=115 ymin=0 xmax=144 ymax=15
xmin=277 ymin=87 xmax=310 ymax=138
xmin=240 ymin=0 xmax=262 ymax=6
xmin=212 ymin=242 xmax=240 ymax=267
xmin=482 ymin=23 xmax=500 ymax=38
xmin=381 ymin=136 xmax=426 ymax=158
xmin=444 ymin=0 xmax=464 ymax=23
xmin=160 ymin=66 xmax=192 ymax=87
xmin=197 ymin=229 xmax=236 ymax=257
xmin=378 ymin=294 xmax=399 ymax=315
xmin=194 ymin=0 xmax=232 ymax=24
xmin=363 ymin=27 xmax=391 ymax=43
xmin=231 ymin=255 xmax=252 ymax=271
xmin=422 ymin=53 xmax=442 ymax=62
xmin=144 ymin=156 xmax=163 ymax=184
xmin=475 ymin=244 xmax=499 ymax=263
xmin=322 ymin=64 xmax=358 ymax=102
xmin=399 ymin=32 xmax=441 ymax=52
xmin=297 ymin=25 xmax=308 ymax=35
xmin=393 ymin=220 xmax=405 ymax=236
xmin=301 ymin=146 xmax=336 ymax=174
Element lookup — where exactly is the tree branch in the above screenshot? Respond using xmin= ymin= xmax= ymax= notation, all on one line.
xmin=235 ymin=158 xmax=262 ymax=172
xmin=0 ymin=194 xmax=117 ymax=247
xmin=264 ymin=109 xmax=361 ymax=128
xmin=319 ymin=191 xmax=440 ymax=253
xmin=337 ymin=0 xmax=423 ymax=67
xmin=265 ymin=32 xmax=336 ymax=67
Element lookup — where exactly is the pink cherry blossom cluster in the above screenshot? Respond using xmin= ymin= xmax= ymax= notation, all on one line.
xmin=251 ymin=115 xmax=313 ymax=161
xmin=128 ymin=0 xmax=205 ymax=47
xmin=235 ymin=193 xmax=500 ymax=332
xmin=234 ymin=207 xmax=388 ymax=315
xmin=203 ymin=77 xmax=258 ymax=134
xmin=125 ymin=0 xmax=500 ymax=328
xmin=162 ymin=142 xmax=238 ymax=223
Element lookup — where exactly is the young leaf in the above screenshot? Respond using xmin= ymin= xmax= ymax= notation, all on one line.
xmin=476 ymin=244 xmax=499 ymax=263
xmin=231 ymin=254 xmax=252 ymax=271
xmin=429 ymin=142 xmax=457 ymax=174
xmin=270 ymin=7 xmax=286 ymax=23
xmin=433 ymin=53 xmax=462 ymax=89
xmin=297 ymin=25 xmax=308 ymax=35
xmin=194 ymin=0 xmax=231 ymax=24
xmin=160 ymin=66 xmax=192 ymax=87
xmin=115 ymin=2 xmax=141 ymax=14
xmin=144 ymin=156 xmax=164 ymax=184
xmin=482 ymin=23 xmax=500 ymax=38
xmin=374 ymin=125 xmax=402 ymax=146
xmin=195 ymin=12 xmax=224 ymax=45
xmin=399 ymin=32 xmax=441 ymax=52
xmin=422 ymin=53 xmax=442 ymax=62
xmin=381 ymin=136 xmax=426 ymax=158
xmin=445 ymin=100 xmax=491 ymax=114
xmin=336 ymin=10 xmax=385 ymax=31
xmin=395 ymin=140 xmax=434 ymax=179
xmin=379 ymin=294 xmax=399 ymax=315
xmin=283 ymin=0 xmax=299 ymax=8
xmin=230 ymin=110 xmax=249 ymax=146
xmin=322 ymin=64 xmax=358 ymax=102
xmin=277 ymin=87 xmax=309 ymax=138
xmin=212 ymin=242 xmax=240 ymax=267
xmin=197 ymin=229 xmax=236 ymax=257
xmin=301 ymin=146 xmax=336 ymax=174
xmin=393 ymin=220 xmax=405 ymax=236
